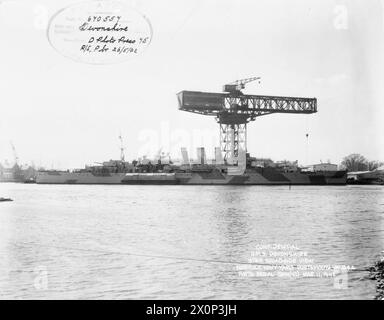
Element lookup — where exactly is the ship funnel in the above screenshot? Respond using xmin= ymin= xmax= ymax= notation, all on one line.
xmin=237 ymin=148 xmax=246 ymax=170
xmin=196 ymin=147 xmax=206 ymax=165
xmin=215 ymin=147 xmax=224 ymax=165
xmin=181 ymin=148 xmax=190 ymax=165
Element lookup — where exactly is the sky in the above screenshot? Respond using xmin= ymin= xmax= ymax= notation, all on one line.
xmin=0 ymin=0 xmax=383 ymax=169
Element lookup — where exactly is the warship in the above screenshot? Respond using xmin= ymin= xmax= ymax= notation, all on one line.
xmin=36 ymin=77 xmax=347 ymax=185
xmin=35 ymin=148 xmax=346 ymax=185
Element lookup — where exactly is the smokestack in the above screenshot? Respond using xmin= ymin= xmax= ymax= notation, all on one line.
xmin=181 ymin=147 xmax=189 ymax=165
xmin=215 ymin=147 xmax=224 ymax=165
xmin=196 ymin=147 xmax=206 ymax=165
xmin=237 ymin=148 xmax=246 ymax=170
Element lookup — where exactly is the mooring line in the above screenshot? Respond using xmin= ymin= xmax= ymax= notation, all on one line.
xmin=13 ymin=243 xmax=369 ymax=272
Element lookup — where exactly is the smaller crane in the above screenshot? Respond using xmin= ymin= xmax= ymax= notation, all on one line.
xmin=223 ymin=76 xmax=261 ymax=94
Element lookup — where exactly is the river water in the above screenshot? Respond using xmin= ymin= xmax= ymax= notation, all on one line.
xmin=0 ymin=183 xmax=383 ymax=299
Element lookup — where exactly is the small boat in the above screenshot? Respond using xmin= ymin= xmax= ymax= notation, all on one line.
xmin=0 ymin=197 xmax=13 ymax=202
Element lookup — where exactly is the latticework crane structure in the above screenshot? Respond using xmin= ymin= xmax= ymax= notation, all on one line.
xmin=177 ymin=77 xmax=317 ymax=163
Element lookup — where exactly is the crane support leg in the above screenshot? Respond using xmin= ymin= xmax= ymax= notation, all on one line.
xmin=220 ymin=123 xmax=246 ymax=164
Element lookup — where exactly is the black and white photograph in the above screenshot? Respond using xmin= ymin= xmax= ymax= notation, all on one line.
xmin=0 ymin=0 xmax=383 ymax=308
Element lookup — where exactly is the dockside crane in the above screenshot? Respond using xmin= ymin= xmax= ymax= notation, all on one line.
xmin=177 ymin=77 xmax=317 ymax=163
xmin=223 ymin=76 xmax=261 ymax=95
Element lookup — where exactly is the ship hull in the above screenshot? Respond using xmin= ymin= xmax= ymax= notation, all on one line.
xmin=174 ymin=169 xmax=346 ymax=185
xmin=36 ymin=171 xmax=127 ymax=184
xmin=36 ymin=169 xmax=347 ymax=185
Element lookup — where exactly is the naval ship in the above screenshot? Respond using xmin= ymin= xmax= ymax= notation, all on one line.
xmin=36 ymin=148 xmax=347 ymax=185
xmin=36 ymin=78 xmax=347 ymax=185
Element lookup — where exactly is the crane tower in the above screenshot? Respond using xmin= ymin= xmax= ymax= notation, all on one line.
xmin=177 ymin=77 xmax=317 ymax=163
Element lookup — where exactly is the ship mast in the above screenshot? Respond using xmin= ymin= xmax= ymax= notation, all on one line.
xmin=118 ymin=133 xmax=125 ymax=162
xmin=10 ymin=141 xmax=19 ymax=165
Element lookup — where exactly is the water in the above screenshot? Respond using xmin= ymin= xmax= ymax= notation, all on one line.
xmin=0 ymin=183 xmax=383 ymax=299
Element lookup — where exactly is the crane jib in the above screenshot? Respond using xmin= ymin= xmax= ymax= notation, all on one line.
xmin=177 ymin=91 xmax=317 ymax=116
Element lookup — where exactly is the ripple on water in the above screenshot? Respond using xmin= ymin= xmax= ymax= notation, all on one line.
xmin=0 ymin=184 xmax=383 ymax=299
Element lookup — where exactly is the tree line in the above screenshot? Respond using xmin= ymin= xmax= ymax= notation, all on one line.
xmin=340 ymin=154 xmax=384 ymax=172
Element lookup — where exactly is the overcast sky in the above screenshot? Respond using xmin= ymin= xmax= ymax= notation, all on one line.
xmin=0 ymin=0 xmax=383 ymax=169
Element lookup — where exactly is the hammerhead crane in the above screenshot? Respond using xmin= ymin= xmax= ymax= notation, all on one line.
xmin=177 ymin=77 xmax=317 ymax=163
